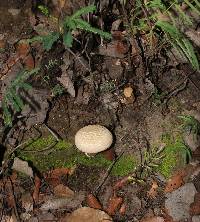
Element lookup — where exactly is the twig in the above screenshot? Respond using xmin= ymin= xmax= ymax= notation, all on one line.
xmin=66 ymin=47 xmax=91 ymax=73
xmin=44 ymin=124 xmax=60 ymax=141
xmin=8 ymin=177 xmax=21 ymax=222
xmin=162 ymin=78 xmax=188 ymax=107
xmin=93 ymin=151 xmax=124 ymax=196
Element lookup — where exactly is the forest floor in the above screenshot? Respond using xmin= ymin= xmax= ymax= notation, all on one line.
xmin=0 ymin=0 xmax=200 ymax=221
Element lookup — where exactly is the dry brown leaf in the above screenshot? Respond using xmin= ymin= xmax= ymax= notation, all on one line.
xmin=0 ymin=39 xmax=6 ymax=49
xmin=190 ymin=192 xmax=200 ymax=215
xmin=40 ymin=192 xmax=85 ymax=211
xmin=48 ymin=167 xmax=74 ymax=176
xmin=147 ymin=181 xmax=158 ymax=198
xmin=23 ymin=54 xmax=35 ymax=70
xmin=106 ymin=195 xmax=123 ymax=216
xmin=124 ymin=86 xmax=133 ymax=98
xmin=45 ymin=167 xmax=74 ymax=186
xmin=32 ymin=175 xmax=41 ymax=204
xmin=119 ymin=203 xmax=126 ymax=215
xmin=54 ymin=184 xmax=74 ymax=198
xmin=98 ymin=40 xmax=129 ymax=58
xmin=16 ymin=41 xmax=30 ymax=58
xmin=57 ymin=71 xmax=75 ymax=97
xmin=164 ymin=170 xmax=186 ymax=193
xmin=86 ymin=194 xmax=103 ymax=210
xmin=113 ymin=176 xmax=130 ymax=191
xmin=140 ymin=216 xmax=165 ymax=222
xmin=64 ymin=207 xmax=113 ymax=222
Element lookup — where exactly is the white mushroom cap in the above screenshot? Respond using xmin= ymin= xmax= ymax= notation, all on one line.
xmin=75 ymin=125 xmax=113 ymax=154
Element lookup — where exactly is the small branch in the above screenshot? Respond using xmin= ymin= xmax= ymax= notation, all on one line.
xmin=93 ymin=151 xmax=124 ymax=196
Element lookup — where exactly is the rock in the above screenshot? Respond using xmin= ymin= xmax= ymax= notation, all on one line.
xmin=165 ymin=182 xmax=197 ymax=221
xmin=65 ymin=207 xmax=113 ymax=222
xmin=8 ymin=8 xmax=21 ymax=16
xmin=192 ymin=215 xmax=200 ymax=222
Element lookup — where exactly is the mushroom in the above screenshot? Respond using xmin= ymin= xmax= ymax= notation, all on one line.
xmin=75 ymin=125 xmax=114 ymax=160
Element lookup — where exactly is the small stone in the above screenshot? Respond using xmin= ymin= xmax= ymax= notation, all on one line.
xmin=165 ymin=183 xmax=197 ymax=221
xmin=192 ymin=215 xmax=200 ymax=222
xmin=8 ymin=8 xmax=21 ymax=16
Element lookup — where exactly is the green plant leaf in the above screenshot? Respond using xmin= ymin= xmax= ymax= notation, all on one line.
xmin=71 ymin=5 xmax=96 ymax=19
xmin=63 ymin=31 xmax=73 ymax=48
xmin=75 ymin=18 xmax=112 ymax=39
xmin=42 ymin=32 xmax=60 ymax=51
xmin=38 ymin=5 xmax=49 ymax=16
xmin=156 ymin=20 xmax=181 ymax=38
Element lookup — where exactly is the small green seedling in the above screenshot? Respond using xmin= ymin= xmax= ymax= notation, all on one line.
xmin=30 ymin=5 xmax=112 ymax=51
xmin=178 ymin=115 xmax=200 ymax=135
xmin=2 ymin=68 xmax=40 ymax=126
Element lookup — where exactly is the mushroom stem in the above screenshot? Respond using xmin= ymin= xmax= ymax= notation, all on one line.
xmin=101 ymin=147 xmax=116 ymax=161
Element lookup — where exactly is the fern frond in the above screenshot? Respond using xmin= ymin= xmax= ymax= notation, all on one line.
xmin=146 ymin=0 xmax=166 ymax=10
xmin=63 ymin=31 xmax=73 ymax=48
xmin=71 ymin=5 xmax=96 ymax=19
xmin=175 ymin=38 xmax=199 ymax=70
xmin=6 ymin=92 xmax=21 ymax=112
xmin=10 ymin=88 xmax=24 ymax=110
xmin=2 ymin=67 xmax=40 ymax=126
xmin=2 ymin=99 xmax=12 ymax=127
xmin=174 ymin=4 xmax=193 ymax=26
xmin=183 ymin=0 xmax=200 ymax=16
xmin=42 ymin=32 xmax=60 ymax=51
xmin=156 ymin=20 xmax=181 ymax=38
xmin=75 ymin=18 xmax=112 ymax=39
xmin=193 ymin=0 xmax=200 ymax=9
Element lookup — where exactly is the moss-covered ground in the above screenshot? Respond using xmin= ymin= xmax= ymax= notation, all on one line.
xmin=157 ymin=133 xmax=191 ymax=178
xmin=17 ymin=136 xmax=136 ymax=176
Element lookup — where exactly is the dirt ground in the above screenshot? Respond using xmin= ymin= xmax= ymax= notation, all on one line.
xmin=0 ymin=0 xmax=200 ymax=221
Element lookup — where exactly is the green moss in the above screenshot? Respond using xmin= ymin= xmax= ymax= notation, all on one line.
xmin=157 ymin=134 xmax=190 ymax=178
xmin=17 ymin=136 xmax=136 ymax=176
xmin=111 ymin=155 xmax=136 ymax=176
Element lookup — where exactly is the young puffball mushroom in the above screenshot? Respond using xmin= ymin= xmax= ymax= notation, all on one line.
xmin=75 ymin=125 xmax=113 ymax=155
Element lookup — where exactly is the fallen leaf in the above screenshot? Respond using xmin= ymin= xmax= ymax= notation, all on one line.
xmin=12 ymin=157 xmax=33 ymax=177
xmin=86 ymin=194 xmax=103 ymax=210
xmin=113 ymin=176 xmax=130 ymax=191
xmin=40 ymin=192 xmax=85 ymax=211
xmin=54 ymin=184 xmax=74 ymax=198
xmin=32 ymin=175 xmax=41 ymax=204
xmin=46 ymin=167 xmax=74 ymax=178
xmin=16 ymin=41 xmax=30 ymax=58
xmin=140 ymin=216 xmax=165 ymax=222
xmin=119 ymin=203 xmax=126 ymax=215
xmin=57 ymin=70 xmax=75 ymax=97
xmin=64 ymin=207 xmax=113 ymax=222
xmin=0 ymin=39 xmax=6 ymax=49
xmin=106 ymin=195 xmax=123 ymax=216
xmin=24 ymin=54 xmax=35 ymax=70
xmin=123 ymin=86 xmax=133 ymax=98
xmin=147 ymin=181 xmax=158 ymax=198
xmin=45 ymin=167 xmax=74 ymax=186
xmin=21 ymin=192 xmax=33 ymax=212
xmin=190 ymin=192 xmax=200 ymax=215
xmin=164 ymin=170 xmax=186 ymax=193
xmin=97 ymin=40 xmax=129 ymax=58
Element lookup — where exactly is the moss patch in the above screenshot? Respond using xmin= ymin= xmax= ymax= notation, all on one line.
xmin=157 ymin=133 xmax=190 ymax=178
xmin=17 ymin=136 xmax=136 ymax=176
